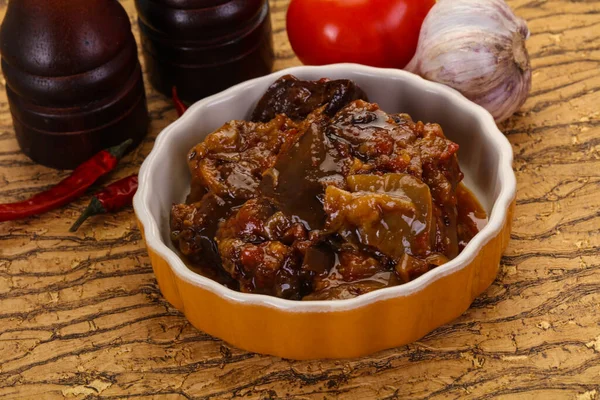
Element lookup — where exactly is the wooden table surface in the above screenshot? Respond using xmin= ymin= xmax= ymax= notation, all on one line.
xmin=1 ymin=0 xmax=599 ymax=398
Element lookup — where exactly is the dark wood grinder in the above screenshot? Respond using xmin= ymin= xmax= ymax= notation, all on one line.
xmin=0 ymin=0 xmax=149 ymax=169
xmin=135 ymin=0 xmax=275 ymax=103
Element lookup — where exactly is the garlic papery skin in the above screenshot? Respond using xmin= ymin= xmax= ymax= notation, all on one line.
xmin=405 ymin=0 xmax=532 ymax=123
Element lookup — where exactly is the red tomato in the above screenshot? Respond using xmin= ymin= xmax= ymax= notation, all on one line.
xmin=286 ymin=0 xmax=435 ymax=68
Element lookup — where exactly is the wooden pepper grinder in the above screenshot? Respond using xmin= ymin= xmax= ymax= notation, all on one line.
xmin=135 ymin=0 xmax=275 ymax=103
xmin=0 ymin=0 xmax=149 ymax=170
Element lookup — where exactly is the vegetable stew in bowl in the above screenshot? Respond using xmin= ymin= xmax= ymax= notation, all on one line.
xmin=170 ymin=75 xmax=487 ymax=301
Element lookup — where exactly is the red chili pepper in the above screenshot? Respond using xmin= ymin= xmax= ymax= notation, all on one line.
xmin=172 ymin=86 xmax=188 ymax=117
xmin=69 ymin=174 xmax=138 ymax=232
xmin=0 ymin=139 xmax=133 ymax=222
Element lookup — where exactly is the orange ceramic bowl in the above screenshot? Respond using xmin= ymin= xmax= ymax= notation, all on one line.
xmin=133 ymin=64 xmax=516 ymax=359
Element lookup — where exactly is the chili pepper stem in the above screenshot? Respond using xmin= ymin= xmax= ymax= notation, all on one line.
xmin=69 ymin=197 xmax=107 ymax=232
xmin=106 ymin=139 xmax=133 ymax=159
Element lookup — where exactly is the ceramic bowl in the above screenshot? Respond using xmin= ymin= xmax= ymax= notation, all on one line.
xmin=134 ymin=64 xmax=516 ymax=360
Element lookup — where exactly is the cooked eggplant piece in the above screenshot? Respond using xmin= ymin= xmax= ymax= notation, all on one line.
xmin=324 ymin=173 xmax=435 ymax=260
xmin=251 ymin=75 xmax=368 ymax=122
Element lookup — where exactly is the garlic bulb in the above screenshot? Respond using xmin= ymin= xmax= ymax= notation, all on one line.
xmin=405 ymin=0 xmax=532 ymax=123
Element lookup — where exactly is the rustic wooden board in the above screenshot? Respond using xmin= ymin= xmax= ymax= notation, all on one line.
xmin=0 ymin=0 xmax=599 ymax=398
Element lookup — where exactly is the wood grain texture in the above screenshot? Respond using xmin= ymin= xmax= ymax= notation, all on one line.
xmin=0 ymin=0 xmax=599 ymax=398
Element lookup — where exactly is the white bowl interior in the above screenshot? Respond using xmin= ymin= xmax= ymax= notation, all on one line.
xmin=136 ymin=64 xmax=514 ymax=310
